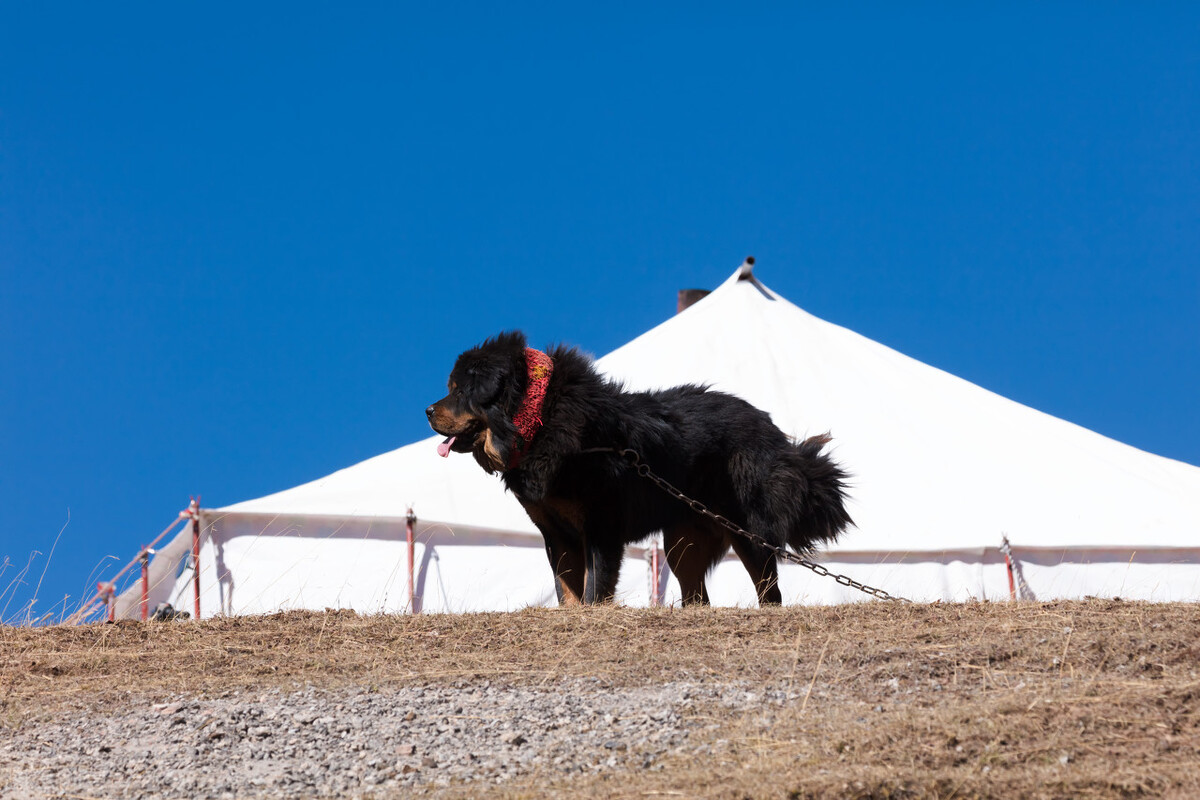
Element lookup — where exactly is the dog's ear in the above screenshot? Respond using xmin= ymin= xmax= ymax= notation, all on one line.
xmin=483 ymin=404 xmax=517 ymax=467
xmin=491 ymin=332 xmax=530 ymax=414
xmin=465 ymin=330 xmax=534 ymax=471
xmin=479 ymin=428 xmax=509 ymax=473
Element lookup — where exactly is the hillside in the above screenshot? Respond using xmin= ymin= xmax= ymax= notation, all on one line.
xmin=2 ymin=601 xmax=1197 ymax=798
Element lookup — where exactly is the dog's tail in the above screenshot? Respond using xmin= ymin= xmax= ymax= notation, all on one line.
xmin=786 ymin=432 xmax=853 ymax=552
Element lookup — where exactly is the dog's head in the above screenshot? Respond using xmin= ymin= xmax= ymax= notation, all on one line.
xmin=426 ymin=331 xmax=529 ymax=472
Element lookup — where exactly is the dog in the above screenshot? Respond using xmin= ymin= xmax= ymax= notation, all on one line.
xmin=426 ymin=331 xmax=852 ymax=606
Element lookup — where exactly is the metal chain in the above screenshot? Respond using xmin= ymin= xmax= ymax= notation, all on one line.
xmin=601 ymin=447 xmax=910 ymax=603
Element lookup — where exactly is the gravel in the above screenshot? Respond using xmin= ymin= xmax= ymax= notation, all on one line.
xmin=0 ymin=679 xmax=761 ymax=798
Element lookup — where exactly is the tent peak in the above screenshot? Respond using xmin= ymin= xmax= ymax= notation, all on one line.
xmin=737 ymin=256 xmax=756 ymax=280
xmin=726 ymin=255 xmax=774 ymax=301
xmin=680 ymin=257 xmax=761 ymax=313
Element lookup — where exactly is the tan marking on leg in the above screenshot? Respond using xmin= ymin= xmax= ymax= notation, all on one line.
xmin=556 ymin=576 xmax=582 ymax=605
xmin=520 ymin=499 xmax=586 ymax=606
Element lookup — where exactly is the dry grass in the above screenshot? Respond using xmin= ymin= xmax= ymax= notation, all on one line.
xmin=3 ymin=600 xmax=1199 ymax=798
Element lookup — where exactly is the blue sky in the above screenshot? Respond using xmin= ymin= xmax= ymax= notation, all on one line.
xmin=2 ymin=4 xmax=1198 ymax=622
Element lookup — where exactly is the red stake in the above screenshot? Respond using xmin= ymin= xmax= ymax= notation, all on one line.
xmin=190 ymin=496 xmax=201 ymax=620
xmin=96 ymin=582 xmax=115 ymax=622
xmin=139 ymin=549 xmax=150 ymax=621
xmin=1000 ymin=535 xmax=1017 ymax=601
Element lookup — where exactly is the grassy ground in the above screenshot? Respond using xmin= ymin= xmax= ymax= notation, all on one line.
xmin=3 ymin=600 xmax=1198 ymax=798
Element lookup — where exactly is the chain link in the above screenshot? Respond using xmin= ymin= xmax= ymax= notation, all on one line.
xmin=609 ymin=447 xmax=909 ymax=603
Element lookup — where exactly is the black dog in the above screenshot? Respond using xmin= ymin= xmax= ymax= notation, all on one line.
xmin=427 ymin=331 xmax=851 ymax=606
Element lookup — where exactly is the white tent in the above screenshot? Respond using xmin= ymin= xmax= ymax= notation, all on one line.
xmin=119 ymin=262 xmax=1200 ymax=618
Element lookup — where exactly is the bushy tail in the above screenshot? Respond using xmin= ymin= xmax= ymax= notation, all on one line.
xmin=789 ymin=433 xmax=853 ymax=552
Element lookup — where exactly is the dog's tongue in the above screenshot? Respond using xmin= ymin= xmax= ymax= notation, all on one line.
xmin=437 ymin=436 xmax=456 ymax=458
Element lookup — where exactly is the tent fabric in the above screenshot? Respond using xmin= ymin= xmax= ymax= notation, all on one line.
xmin=125 ymin=263 xmax=1200 ymax=617
xmin=597 ymin=268 xmax=1200 ymax=551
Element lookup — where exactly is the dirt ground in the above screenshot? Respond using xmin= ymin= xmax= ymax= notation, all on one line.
xmin=2 ymin=600 xmax=1198 ymax=798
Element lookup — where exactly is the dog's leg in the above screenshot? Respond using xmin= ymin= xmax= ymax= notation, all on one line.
xmin=546 ymin=536 xmax=586 ymax=605
xmin=581 ymin=538 xmax=623 ymax=604
xmin=663 ymin=522 xmax=727 ymax=606
xmin=729 ymin=534 xmax=783 ymax=606
xmin=521 ymin=500 xmax=586 ymax=606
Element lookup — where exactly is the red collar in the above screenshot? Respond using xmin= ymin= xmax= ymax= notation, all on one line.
xmin=509 ymin=348 xmax=553 ymax=468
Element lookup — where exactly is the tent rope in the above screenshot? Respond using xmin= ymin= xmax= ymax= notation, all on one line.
xmin=581 ymin=447 xmax=911 ymax=603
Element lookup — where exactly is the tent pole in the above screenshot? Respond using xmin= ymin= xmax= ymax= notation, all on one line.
xmin=650 ymin=542 xmax=661 ymax=607
xmin=189 ymin=497 xmax=201 ymax=620
xmin=139 ymin=549 xmax=150 ymax=621
xmin=96 ymin=582 xmax=115 ymax=622
xmin=1001 ymin=536 xmax=1017 ymax=601
xmin=406 ymin=507 xmax=417 ymax=614
xmin=65 ymin=508 xmax=192 ymax=625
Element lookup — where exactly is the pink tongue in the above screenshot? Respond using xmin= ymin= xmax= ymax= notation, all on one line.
xmin=437 ymin=436 xmax=456 ymax=458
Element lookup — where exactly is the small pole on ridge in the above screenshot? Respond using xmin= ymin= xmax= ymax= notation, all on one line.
xmin=406 ymin=507 xmax=417 ymax=614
